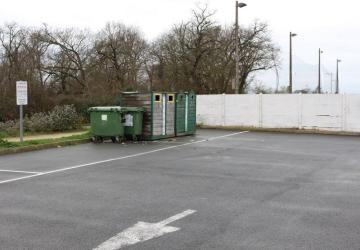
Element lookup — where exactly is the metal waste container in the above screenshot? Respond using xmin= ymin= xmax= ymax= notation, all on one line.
xmin=175 ymin=91 xmax=196 ymax=136
xmin=121 ymin=107 xmax=144 ymax=140
xmin=88 ymin=106 xmax=124 ymax=143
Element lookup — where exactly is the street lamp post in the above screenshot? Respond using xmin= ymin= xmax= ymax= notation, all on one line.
xmin=235 ymin=1 xmax=247 ymax=94
xmin=289 ymin=32 xmax=297 ymax=93
xmin=336 ymin=59 xmax=341 ymax=94
xmin=318 ymin=48 xmax=323 ymax=94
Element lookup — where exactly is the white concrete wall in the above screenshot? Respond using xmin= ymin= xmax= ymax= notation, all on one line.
xmin=197 ymin=94 xmax=360 ymax=132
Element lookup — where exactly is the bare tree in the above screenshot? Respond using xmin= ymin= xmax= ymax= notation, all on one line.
xmin=148 ymin=7 xmax=280 ymax=94
xmin=237 ymin=21 xmax=280 ymax=93
xmin=0 ymin=23 xmax=26 ymax=83
xmin=94 ymin=22 xmax=147 ymax=93
xmin=0 ymin=23 xmax=27 ymax=120
xmin=149 ymin=6 xmax=221 ymax=92
xmin=23 ymin=29 xmax=50 ymax=87
xmin=40 ymin=26 xmax=92 ymax=94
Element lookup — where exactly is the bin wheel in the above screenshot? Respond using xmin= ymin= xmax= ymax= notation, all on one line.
xmin=92 ymin=136 xmax=103 ymax=143
xmin=111 ymin=136 xmax=121 ymax=143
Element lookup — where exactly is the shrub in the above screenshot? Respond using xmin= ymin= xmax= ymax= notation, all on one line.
xmin=0 ymin=120 xmax=18 ymax=137
xmin=0 ymin=132 xmax=14 ymax=147
xmin=0 ymin=136 xmax=6 ymax=146
xmin=0 ymin=105 xmax=80 ymax=135
xmin=0 ymin=121 xmax=8 ymax=134
xmin=27 ymin=112 xmax=52 ymax=133
xmin=48 ymin=105 xmax=79 ymax=131
xmin=0 ymin=131 xmax=6 ymax=139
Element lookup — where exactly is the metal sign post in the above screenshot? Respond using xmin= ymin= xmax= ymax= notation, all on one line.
xmin=16 ymin=81 xmax=28 ymax=142
xmin=19 ymin=105 xmax=24 ymax=142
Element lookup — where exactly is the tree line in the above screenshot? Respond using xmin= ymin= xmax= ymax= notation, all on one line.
xmin=0 ymin=6 xmax=279 ymax=121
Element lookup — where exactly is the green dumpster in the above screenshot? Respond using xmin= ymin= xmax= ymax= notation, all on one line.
xmin=88 ymin=106 xmax=124 ymax=143
xmin=121 ymin=107 xmax=145 ymax=140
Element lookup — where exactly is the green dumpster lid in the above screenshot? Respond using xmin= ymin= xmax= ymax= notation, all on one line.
xmin=121 ymin=106 xmax=145 ymax=112
xmin=88 ymin=106 xmax=123 ymax=112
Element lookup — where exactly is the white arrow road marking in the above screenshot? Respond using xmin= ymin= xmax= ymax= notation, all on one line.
xmin=93 ymin=209 xmax=197 ymax=250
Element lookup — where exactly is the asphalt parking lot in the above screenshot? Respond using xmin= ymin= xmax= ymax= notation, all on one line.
xmin=0 ymin=129 xmax=360 ymax=249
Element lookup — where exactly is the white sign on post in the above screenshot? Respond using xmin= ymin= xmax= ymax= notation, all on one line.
xmin=16 ymin=81 xmax=28 ymax=105
xmin=16 ymin=81 xmax=28 ymax=142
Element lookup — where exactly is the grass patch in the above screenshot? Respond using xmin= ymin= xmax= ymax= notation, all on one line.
xmin=0 ymin=132 xmax=91 ymax=149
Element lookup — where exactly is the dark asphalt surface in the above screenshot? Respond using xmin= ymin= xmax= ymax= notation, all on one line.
xmin=0 ymin=129 xmax=360 ymax=249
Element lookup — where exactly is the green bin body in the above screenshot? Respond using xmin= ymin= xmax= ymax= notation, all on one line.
xmin=88 ymin=106 xmax=124 ymax=140
xmin=121 ymin=107 xmax=145 ymax=140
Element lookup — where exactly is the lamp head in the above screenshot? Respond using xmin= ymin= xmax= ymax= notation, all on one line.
xmin=238 ymin=2 xmax=247 ymax=8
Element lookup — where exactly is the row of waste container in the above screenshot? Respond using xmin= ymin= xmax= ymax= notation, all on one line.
xmin=88 ymin=106 xmax=144 ymax=143
xmin=89 ymin=91 xmax=196 ymax=142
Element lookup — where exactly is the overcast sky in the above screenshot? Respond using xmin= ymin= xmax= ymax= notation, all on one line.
xmin=1 ymin=0 xmax=359 ymax=93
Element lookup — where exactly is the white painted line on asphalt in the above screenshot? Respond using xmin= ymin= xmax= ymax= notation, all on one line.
xmin=0 ymin=169 xmax=42 ymax=174
xmin=0 ymin=131 xmax=248 ymax=185
xmin=93 ymin=209 xmax=197 ymax=250
xmin=0 ymin=174 xmax=42 ymax=185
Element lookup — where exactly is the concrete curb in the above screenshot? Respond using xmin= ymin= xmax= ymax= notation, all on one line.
xmin=0 ymin=138 xmax=91 ymax=156
xmin=198 ymin=125 xmax=360 ymax=137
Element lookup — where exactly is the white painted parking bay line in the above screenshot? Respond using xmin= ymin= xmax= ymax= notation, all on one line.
xmin=0 ymin=131 xmax=248 ymax=185
xmin=93 ymin=209 xmax=197 ymax=250
xmin=0 ymin=170 xmax=42 ymax=174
